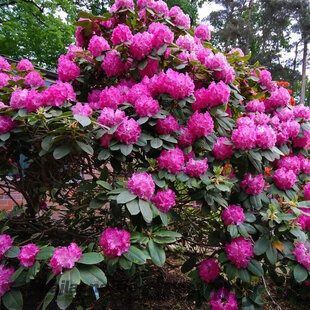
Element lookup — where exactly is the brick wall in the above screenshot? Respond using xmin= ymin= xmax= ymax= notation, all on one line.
xmin=0 ymin=189 xmax=24 ymax=211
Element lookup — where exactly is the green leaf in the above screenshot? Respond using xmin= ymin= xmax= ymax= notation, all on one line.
xmin=126 ymin=199 xmax=140 ymax=215
xmin=119 ymin=257 xmax=132 ymax=270
xmin=123 ymin=246 xmax=147 ymax=265
xmin=120 ymin=144 xmax=133 ymax=156
xmin=116 ymin=191 xmax=137 ymax=204
xmin=181 ymin=257 xmax=196 ymax=274
xmin=151 ymin=138 xmax=163 ymax=149
xmin=10 ymin=267 xmax=24 ymax=282
xmin=153 ymin=231 xmax=182 ymax=238
xmin=254 ymin=237 xmax=269 ymax=256
xmin=41 ymin=136 xmax=53 ymax=151
xmin=228 ymin=225 xmax=238 ymax=238
xmin=239 ymin=268 xmax=251 ymax=282
xmin=148 ymin=239 xmax=165 ymax=267
xmin=97 ymin=181 xmax=112 ymax=190
xmin=57 ymin=268 xmax=80 ymax=310
xmin=139 ymin=199 xmax=152 ymax=223
xmin=157 ymin=43 xmax=167 ymax=56
xmin=294 ymin=264 xmax=308 ymax=283
xmin=159 ymin=211 xmax=168 ymax=227
xmin=36 ymin=246 xmax=54 ymax=260
xmin=78 ymin=265 xmax=107 ymax=288
xmin=226 ymin=264 xmax=237 ymax=280
xmin=244 ymin=213 xmax=256 ymax=223
xmin=27 ymin=261 xmax=40 ymax=281
xmin=53 ymin=145 xmax=71 ymax=159
xmin=0 ymin=132 xmax=10 ymax=141
xmin=266 ymin=243 xmax=277 ymax=265
xmin=98 ymin=149 xmax=110 ymax=160
xmin=76 ymin=141 xmax=94 ymax=155
xmin=3 ymin=289 xmax=23 ymax=310
xmin=238 ymin=224 xmax=249 ymax=238
xmin=130 ymin=232 xmax=149 ymax=244
xmin=74 ymin=114 xmax=91 ymax=127
xmin=42 ymin=285 xmax=57 ymax=310
xmin=5 ymin=246 xmax=20 ymax=258
xmin=78 ymin=252 xmax=104 ymax=264
xmin=247 ymin=259 xmax=264 ymax=277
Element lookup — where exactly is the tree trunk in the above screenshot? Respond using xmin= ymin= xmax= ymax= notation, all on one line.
xmin=245 ymin=0 xmax=253 ymax=54
xmin=300 ymin=39 xmax=308 ymax=104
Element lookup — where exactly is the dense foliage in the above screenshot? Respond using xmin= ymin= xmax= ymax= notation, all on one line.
xmin=0 ymin=0 xmax=310 ymax=309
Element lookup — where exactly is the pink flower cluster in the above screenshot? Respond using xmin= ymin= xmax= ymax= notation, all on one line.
xmin=0 ymin=73 xmax=9 ymax=88
xmin=127 ymin=172 xmax=155 ymax=200
xmin=304 ymin=182 xmax=310 ymax=200
xmin=246 ymin=99 xmax=265 ymax=113
xmin=158 ymin=147 xmax=184 ymax=174
xmin=212 ymin=137 xmax=233 ymax=160
xmin=273 ymin=168 xmax=296 ymax=190
xmin=205 ymin=53 xmax=235 ymax=84
xmin=0 ymin=56 xmax=11 ymax=71
xmin=130 ymin=32 xmax=154 ymax=60
xmin=210 ymin=288 xmax=238 ymax=310
xmin=188 ymin=111 xmax=214 ymax=138
xmin=297 ymin=208 xmax=310 ymax=231
xmin=193 ymin=81 xmax=230 ymax=110
xmin=225 ymin=237 xmax=253 ymax=268
xmin=222 ymin=205 xmax=245 ymax=226
xmin=240 ymin=173 xmax=264 ymax=195
xmin=152 ymin=188 xmax=175 ymax=213
xmin=111 ymin=24 xmax=133 ymax=45
xmin=100 ymin=228 xmax=130 ymax=258
xmin=115 ymin=117 xmax=141 ymax=144
xmin=156 ymin=115 xmax=179 ymax=135
xmin=72 ymin=102 xmax=92 ymax=116
xmin=98 ymin=108 xmax=125 ymax=128
xmin=169 ymin=6 xmax=191 ymax=29
xmin=101 ymin=50 xmax=124 ymax=77
xmin=18 ymin=244 xmax=40 ymax=267
xmin=0 ymin=235 xmax=12 ymax=259
xmin=24 ymin=71 xmax=45 ymax=88
xmin=0 ymin=116 xmax=15 ymax=135
xmin=57 ymin=55 xmax=80 ymax=82
xmin=292 ymin=242 xmax=310 ymax=271
xmin=88 ymin=35 xmax=110 ymax=57
xmin=0 ymin=265 xmax=14 ymax=297
xmin=134 ymin=95 xmax=159 ymax=117
xmin=99 ymin=86 xmax=123 ymax=109
xmin=199 ymin=259 xmax=220 ymax=283
xmin=177 ymin=126 xmax=195 ymax=149
xmin=148 ymin=22 xmax=174 ymax=48
xmin=183 ymin=158 xmax=208 ymax=178
xmin=195 ymin=24 xmax=211 ymax=41
xmin=50 ymin=243 xmax=82 ymax=274
xmin=264 ymin=87 xmax=290 ymax=111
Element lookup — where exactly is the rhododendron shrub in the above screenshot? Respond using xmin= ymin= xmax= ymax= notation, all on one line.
xmin=0 ymin=1 xmax=310 ymax=309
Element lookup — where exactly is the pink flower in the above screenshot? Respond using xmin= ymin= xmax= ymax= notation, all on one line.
xmin=99 ymin=86 xmax=123 ymax=109
xmin=212 ymin=137 xmax=233 ymax=160
xmin=72 ymin=102 xmax=92 ymax=117
xmin=101 ymin=50 xmax=124 ymax=77
xmin=100 ymin=228 xmax=130 ymax=258
xmin=294 ymin=104 xmax=310 ymax=120
xmin=229 ymin=48 xmax=244 ymax=57
xmin=240 ymin=174 xmax=264 ymax=195
xmin=127 ymin=83 xmax=151 ymax=104
xmin=296 ymin=209 xmax=310 ymax=231
xmin=66 ymin=44 xmax=83 ymax=61
xmin=57 ymin=55 xmax=80 ymax=82
xmin=304 ymin=182 xmax=310 ymax=200
xmin=231 ymin=125 xmax=256 ymax=150
xmin=16 ymin=59 xmax=34 ymax=71
xmin=264 ymin=87 xmax=290 ymax=111
xmin=156 ymin=116 xmax=179 ymax=135
xmin=134 ymin=95 xmax=159 ymax=117
xmin=24 ymin=71 xmax=45 ymax=88
xmin=0 ymin=116 xmax=15 ymax=135
xmin=225 ymin=237 xmax=254 ymax=269
xmin=0 ymin=265 xmax=14 ymax=297
xmin=88 ymin=89 xmax=101 ymax=109
xmin=50 ymin=243 xmax=82 ymax=274
xmin=42 ymin=82 xmax=76 ymax=107
xmin=293 ymin=130 xmax=310 ymax=148
xmin=152 ymin=188 xmax=175 ymax=212
xmin=88 ymin=35 xmax=110 ymax=57
xmin=148 ymin=23 xmax=174 ymax=49
xmin=256 ymin=125 xmax=276 ymax=149
xmin=176 ymin=35 xmax=197 ymax=52
xmin=158 ymin=147 xmax=185 ymax=174
xmin=222 ymin=205 xmax=245 ymax=226
xmin=0 ymin=235 xmax=13 ymax=259
xmin=169 ymin=6 xmax=191 ymax=30
xmin=183 ymin=158 xmax=208 ymax=178
xmin=127 ymin=172 xmax=155 ymax=200
xmin=197 ymin=48 xmax=212 ymax=64
xmin=199 ymin=259 xmax=220 ymax=283
xmin=246 ymin=99 xmax=265 ymax=113
xmin=292 ymin=242 xmax=310 ymax=271
xmin=207 ymin=81 xmax=230 ymax=108
xmin=0 ymin=57 xmax=11 ymax=71
xmin=195 ymin=24 xmax=211 ymax=41
xmin=98 ymin=108 xmax=125 ymax=128
xmin=138 ymin=58 xmax=159 ymax=77
xmin=10 ymin=88 xmax=28 ymax=109
xmin=130 ymin=32 xmax=154 ymax=60
xmin=273 ymin=168 xmax=296 ymax=190
xmin=111 ymin=24 xmax=133 ymax=45
xmin=210 ymin=288 xmax=238 ymax=310
xmin=100 ymin=133 xmax=113 ymax=148
xmin=113 ymin=0 xmax=134 ymax=10
xmin=177 ymin=126 xmax=196 ymax=149
xmin=115 ymin=117 xmax=141 ymax=144
xmin=278 ymin=155 xmax=301 ymax=174
xmin=188 ymin=111 xmax=214 ymax=138
xmin=18 ymin=244 xmax=40 ymax=267
xmin=0 ymin=73 xmax=9 ymax=88
xmin=150 ymin=0 xmax=169 ymax=15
